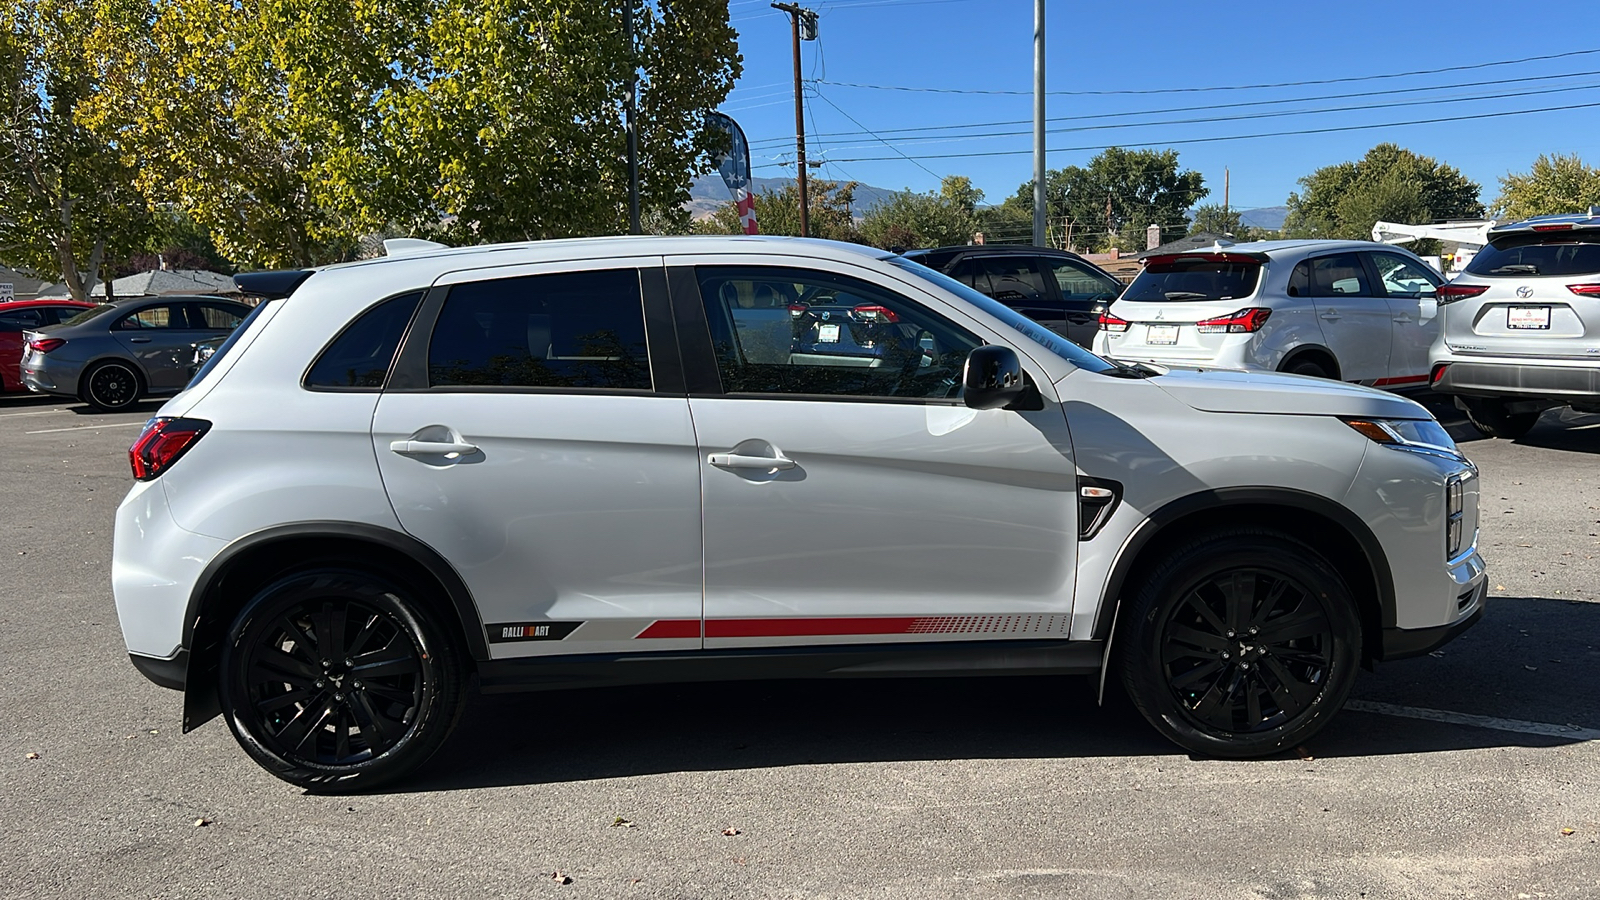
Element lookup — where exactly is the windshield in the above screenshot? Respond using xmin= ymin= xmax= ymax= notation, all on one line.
xmin=889 ymin=257 xmax=1117 ymax=374
xmin=58 ymin=303 xmax=120 ymax=327
xmin=1466 ymin=234 xmax=1600 ymax=277
xmin=1123 ymin=258 xmax=1262 ymax=302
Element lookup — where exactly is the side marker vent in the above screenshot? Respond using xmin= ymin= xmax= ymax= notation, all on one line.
xmin=1078 ymin=476 xmax=1123 ymax=541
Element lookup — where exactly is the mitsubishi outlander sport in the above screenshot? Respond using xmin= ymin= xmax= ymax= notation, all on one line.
xmin=113 ymin=236 xmax=1486 ymax=791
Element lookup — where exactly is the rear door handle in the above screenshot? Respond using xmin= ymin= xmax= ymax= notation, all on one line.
xmin=390 ymin=439 xmax=479 ymax=457
xmin=1392 ymin=314 xmax=1413 ymax=324
xmin=1319 ymin=310 xmax=1341 ymax=321
xmin=709 ymin=452 xmax=796 ymax=471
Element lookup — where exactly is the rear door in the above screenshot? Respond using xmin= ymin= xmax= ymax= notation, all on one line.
xmin=673 ymin=257 xmax=1078 ymax=651
xmin=1038 ymin=255 xmax=1122 ymax=347
xmin=111 ymin=302 xmax=210 ymax=390
xmin=1305 ymin=252 xmax=1390 ymax=383
xmin=1368 ymin=251 xmax=1443 ymax=387
xmin=974 ymin=257 xmax=1064 ymax=333
xmin=372 ymin=259 xmax=704 ymax=660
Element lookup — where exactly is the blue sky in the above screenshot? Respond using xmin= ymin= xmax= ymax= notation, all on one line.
xmin=719 ymin=0 xmax=1600 ymax=213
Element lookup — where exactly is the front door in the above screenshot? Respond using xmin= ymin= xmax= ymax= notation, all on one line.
xmin=1304 ymin=253 xmax=1391 ymax=384
xmin=1368 ymin=251 xmax=1443 ymax=388
xmin=675 ymin=260 xmax=1079 ymax=650
xmin=372 ymin=260 xmax=703 ymax=659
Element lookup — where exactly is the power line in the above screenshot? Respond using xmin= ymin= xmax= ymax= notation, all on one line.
xmin=752 ymin=98 xmax=1600 ymax=166
xmin=746 ymin=68 xmax=1600 ymax=147
xmin=812 ymin=46 xmax=1600 ymax=96
xmin=809 ymin=88 xmax=945 ymax=180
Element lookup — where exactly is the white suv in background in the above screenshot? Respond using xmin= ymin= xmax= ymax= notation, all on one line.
xmin=1094 ymin=240 xmax=1444 ymax=389
xmin=1429 ymin=210 xmax=1600 ymax=438
xmin=114 ymin=236 xmax=1484 ymax=791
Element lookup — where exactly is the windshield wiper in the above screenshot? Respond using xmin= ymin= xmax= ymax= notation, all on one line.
xmin=1162 ymin=291 xmax=1210 ymax=300
xmin=1103 ymin=359 xmax=1161 ymax=379
xmin=1488 ymin=264 xmax=1539 ymax=275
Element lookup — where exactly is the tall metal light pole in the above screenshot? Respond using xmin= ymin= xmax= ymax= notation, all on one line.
xmin=773 ymin=2 xmax=817 ymax=237
xmin=1032 ymin=0 xmax=1046 ymax=247
xmin=625 ymin=2 xmax=640 ymax=234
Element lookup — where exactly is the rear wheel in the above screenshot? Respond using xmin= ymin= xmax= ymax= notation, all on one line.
xmin=1458 ymin=397 xmax=1540 ymax=439
xmin=82 ymin=360 xmax=142 ymax=411
xmin=218 ymin=568 xmax=465 ymax=792
xmin=1117 ymin=530 xmax=1361 ymax=758
xmin=1282 ymin=358 xmax=1332 ymax=380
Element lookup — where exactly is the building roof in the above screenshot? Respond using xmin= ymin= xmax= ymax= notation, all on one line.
xmin=36 ymin=268 xmax=235 ymax=299
xmin=0 ymin=265 xmax=50 ymax=300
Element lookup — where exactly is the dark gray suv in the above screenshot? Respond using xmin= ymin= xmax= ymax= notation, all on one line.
xmin=900 ymin=245 xmax=1122 ymax=347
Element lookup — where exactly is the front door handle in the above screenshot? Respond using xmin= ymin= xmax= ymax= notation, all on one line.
xmin=390 ymin=439 xmax=479 ymax=457
xmin=1319 ymin=310 xmax=1341 ymax=321
xmin=1392 ymin=314 xmax=1413 ymax=324
xmin=127 ymin=337 xmax=152 ymax=343
xmin=709 ymin=452 xmax=796 ymax=471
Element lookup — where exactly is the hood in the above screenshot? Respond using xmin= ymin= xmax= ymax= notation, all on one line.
xmin=1142 ymin=366 xmax=1429 ymax=418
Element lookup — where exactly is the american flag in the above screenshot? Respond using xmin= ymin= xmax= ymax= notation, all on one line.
xmin=708 ymin=112 xmax=758 ymax=235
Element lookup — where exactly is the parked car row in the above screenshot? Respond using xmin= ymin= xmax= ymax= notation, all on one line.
xmin=113 ymin=235 xmax=1483 ymax=791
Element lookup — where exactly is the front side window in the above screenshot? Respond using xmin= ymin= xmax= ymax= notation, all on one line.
xmin=427 ymin=269 xmax=650 ymax=390
xmin=697 ymin=266 xmax=980 ymax=401
xmin=978 ymin=258 xmax=1048 ymax=303
xmin=306 ymin=291 xmax=423 ymax=389
xmin=1306 ymin=254 xmax=1372 ymax=297
xmin=1369 ymin=253 xmax=1439 ymax=297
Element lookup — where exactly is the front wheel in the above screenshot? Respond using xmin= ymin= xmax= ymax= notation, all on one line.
xmin=1117 ymin=530 xmax=1361 ymax=758
xmin=1457 ymin=397 xmax=1540 ymax=439
xmin=218 ymin=568 xmax=465 ymax=792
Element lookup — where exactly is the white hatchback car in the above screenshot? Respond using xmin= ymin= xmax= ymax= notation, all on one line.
xmin=1094 ymin=240 xmax=1444 ymax=389
xmin=114 ymin=236 xmax=1485 ymax=791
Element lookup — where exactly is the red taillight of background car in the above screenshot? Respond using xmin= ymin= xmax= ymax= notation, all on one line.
xmin=1436 ymin=283 xmax=1490 ymax=303
xmin=1097 ymin=312 xmax=1130 ymax=332
xmin=129 ymin=417 xmax=210 ymax=481
xmin=1567 ymin=283 xmax=1600 ymax=295
xmin=1194 ymin=308 xmax=1272 ymax=333
xmin=27 ymin=338 xmax=65 ymax=354
xmin=1431 ymin=363 xmax=1450 ymax=385
xmin=852 ymin=304 xmax=899 ymax=322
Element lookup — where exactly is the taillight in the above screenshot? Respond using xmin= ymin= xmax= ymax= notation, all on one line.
xmin=1097 ymin=312 xmax=1130 ymax=332
xmin=1436 ymin=283 xmax=1489 ymax=303
xmin=788 ymin=304 xmax=808 ymax=317
xmin=1567 ymin=283 xmax=1600 ymax=295
xmin=852 ymin=304 xmax=899 ymax=322
xmin=129 ymin=417 xmax=210 ymax=481
xmin=28 ymin=338 xmax=65 ymax=354
xmin=1195 ymin=308 xmax=1272 ymax=333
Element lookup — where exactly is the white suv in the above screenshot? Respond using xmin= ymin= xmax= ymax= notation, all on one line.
xmin=114 ymin=236 xmax=1486 ymax=791
xmin=1094 ymin=240 xmax=1444 ymax=389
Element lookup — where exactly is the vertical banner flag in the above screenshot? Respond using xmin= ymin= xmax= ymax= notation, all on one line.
xmin=708 ymin=112 xmax=758 ymax=235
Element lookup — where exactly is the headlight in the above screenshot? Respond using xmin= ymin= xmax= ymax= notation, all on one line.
xmin=1341 ymin=417 xmax=1461 ymax=458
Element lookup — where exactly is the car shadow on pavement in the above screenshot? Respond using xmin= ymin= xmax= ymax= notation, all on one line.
xmin=387 ymin=596 xmax=1599 ymax=792
xmin=1514 ymin=409 xmax=1600 ymax=453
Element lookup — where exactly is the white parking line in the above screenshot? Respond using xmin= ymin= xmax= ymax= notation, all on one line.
xmin=0 ymin=408 xmax=71 ymax=418
xmin=1347 ymin=699 xmax=1600 ymax=741
xmin=25 ymin=422 xmax=145 ymax=435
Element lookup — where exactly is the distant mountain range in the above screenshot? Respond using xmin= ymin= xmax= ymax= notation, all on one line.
xmin=689 ymin=174 xmax=1290 ymax=232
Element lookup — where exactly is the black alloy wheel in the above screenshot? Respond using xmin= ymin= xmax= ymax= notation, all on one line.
xmin=1119 ymin=531 xmax=1360 ymax=758
xmin=219 ymin=569 xmax=464 ymax=792
xmin=83 ymin=360 xmax=141 ymax=411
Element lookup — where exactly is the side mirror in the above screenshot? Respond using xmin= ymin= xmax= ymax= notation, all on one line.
xmin=963 ymin=345 xmax=1026 ymax=410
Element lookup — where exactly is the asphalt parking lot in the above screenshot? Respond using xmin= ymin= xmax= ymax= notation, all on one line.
xmin=3 ymin=392 xmax=1597 ymax=900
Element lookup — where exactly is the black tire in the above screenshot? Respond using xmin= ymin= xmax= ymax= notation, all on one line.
xmin=218 ymin=568 xmax=465 ymax=792
xmin=1457 ymin=397 xmax=1540 ymax=440
xmin=81 ymin=360 xmax=142 ymax=411
xmin=1117 ymin=530 xmax=1361 ymax=758
xmin=1282 ymin=358 xmax=1332 ymax=380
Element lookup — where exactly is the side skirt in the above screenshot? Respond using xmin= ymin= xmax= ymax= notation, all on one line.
xmin=476 ymin=639 xmax=1104 ymax=693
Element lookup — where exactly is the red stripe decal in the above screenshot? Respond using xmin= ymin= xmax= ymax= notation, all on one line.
xmin=636 ymin=619 xmax=702 ymax=639
xmin=1372 ymin=374 xmax=1428 ymax=386
xmin=706 ymin=617 xmax=920 ymax=638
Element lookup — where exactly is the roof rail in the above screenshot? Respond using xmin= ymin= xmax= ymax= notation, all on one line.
xmin=383 ymin=238 xmax=449 ymax=257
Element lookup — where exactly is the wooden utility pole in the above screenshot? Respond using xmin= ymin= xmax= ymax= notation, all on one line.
xmin=772 ymin=3 xmax=817 ymax=237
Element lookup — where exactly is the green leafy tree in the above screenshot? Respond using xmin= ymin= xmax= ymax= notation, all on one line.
xmin=702 ymin=178 xmax=863 ymax=243
xmin=1007 ymin=147 xmax=1206 ymax=252
xmin=859 ymin=176 xmax=982 ymax=249
xmin=1491 ymin=153 xmax=1600 ymax=220
xmin=0 ymin=0 xmax=153 ymax=300
xmin=85 ymin=0 xmax=741 ymax=267
xmin=1284 ymin=143 xmax=1482 ymax=241
xmin=1188 ymin=204 xmax=1242 ymax=237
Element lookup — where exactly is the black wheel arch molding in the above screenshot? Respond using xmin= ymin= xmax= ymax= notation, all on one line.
xmin=176 ymin=521 xmax=488 ymax=732
xmin=1091 ymin=486 xmax=1398 ymax=697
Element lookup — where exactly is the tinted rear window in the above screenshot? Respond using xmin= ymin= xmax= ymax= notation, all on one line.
xmin=1466 ymin=234 xmax=1600 ymax=277
xmin=305 ymin=291 xmax=423 ymax=389
xmin=1123 ymin=258 xmax=1261 ymax=302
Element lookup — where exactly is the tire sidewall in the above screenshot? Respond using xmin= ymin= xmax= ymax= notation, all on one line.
xmin=218 ymin=568 xmax=461 ymax=792
xmin=1120 ymin=533 xmax=1361 ymax=758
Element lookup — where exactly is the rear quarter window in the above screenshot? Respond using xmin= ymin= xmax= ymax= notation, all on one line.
xmin=304 ymin=291 xmax=424 ymax=390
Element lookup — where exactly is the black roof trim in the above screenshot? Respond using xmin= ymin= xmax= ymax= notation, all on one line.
xmin=233 ymin=269 xmax=314 ymax=299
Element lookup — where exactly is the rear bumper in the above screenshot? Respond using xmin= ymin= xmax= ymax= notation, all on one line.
xmin=1432 ymin=358 xmax=1600 ymax=400
xmin=129 ymin=650 xmax=187 ymax=691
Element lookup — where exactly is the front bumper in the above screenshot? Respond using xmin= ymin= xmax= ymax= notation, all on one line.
xmin=1433 ymin=358 xmax=1600 ymax=400
xmin=1380 ymin=581 xmax=1485 ymax=660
